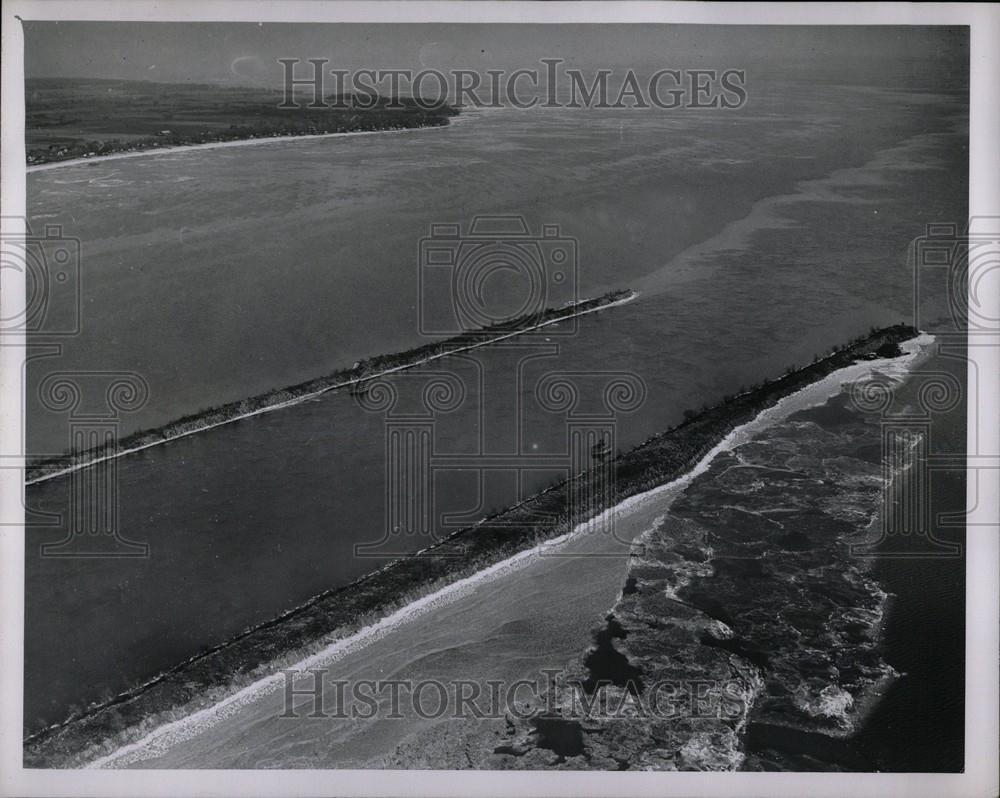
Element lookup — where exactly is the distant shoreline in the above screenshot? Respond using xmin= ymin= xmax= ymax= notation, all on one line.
xmin=26 ymin=117 xmax=458 ymax=173
xmin=26 ymin=289 xmax=637 ymax=485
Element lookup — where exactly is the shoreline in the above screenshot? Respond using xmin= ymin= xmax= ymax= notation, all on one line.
xmin=26 ymin=289 xmax=636 ymax=485
xmin=94 ymin=331 xmax=932 ymax=770
xmin=23 ymin=323 xmax=919 ymax=768
xmin=89 ymin=355 xmax=808 ymax=770
xmin=26 ymin=115 xmax=462 ymax=173
xmin=488 ymin=333 xmax=934 ymax=772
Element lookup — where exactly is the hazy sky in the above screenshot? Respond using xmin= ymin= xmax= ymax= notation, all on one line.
xmin=24 ymin=22 xmax=968 ymax=88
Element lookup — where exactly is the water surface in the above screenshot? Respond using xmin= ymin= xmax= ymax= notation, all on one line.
xmin=25 ymin=75 xmax=967 ymax=733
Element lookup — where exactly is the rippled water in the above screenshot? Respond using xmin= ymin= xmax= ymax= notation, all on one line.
xmin=25 ymin=74 xmax=966 ymax=734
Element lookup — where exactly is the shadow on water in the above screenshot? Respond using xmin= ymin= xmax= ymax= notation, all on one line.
xmin=582 ymin=615 xmax=644 ymax=695
xmin=532 ymin=716 xmax=586 ymax=760
xmin=747 ymin=350 xmax=967 ymax=772
xmin=851 ymin=350 xmax=966 ymax=773
xmin=744 ymin=722 xmax=873 ymax=772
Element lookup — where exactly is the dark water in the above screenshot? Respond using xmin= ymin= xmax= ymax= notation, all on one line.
xmin=24 ymin=71 xmax=968 ymax=738
xmin=853 ymin=348 xmax=966 ymax=772
xmin=740 ymin=349 xmax=966 ymax=771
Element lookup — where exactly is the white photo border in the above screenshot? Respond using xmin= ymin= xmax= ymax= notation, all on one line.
xmin=1 ymin=3 xmax=997 ymax=797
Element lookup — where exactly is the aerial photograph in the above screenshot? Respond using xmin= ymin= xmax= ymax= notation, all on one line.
xmin=12 ymin=17 xmax=977 ymax=780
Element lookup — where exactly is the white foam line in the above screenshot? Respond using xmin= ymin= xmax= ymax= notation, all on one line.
xmin=25 ymin=116 xmax=469 ymax=173
xmin=629 ymin=333 xmax=936 ymax=599
xmin=86 ymin=332 xmax=934 ymax=769
xmin=728 ymin=333 xmax=934 ymax=434
xmin=27 ymin=292 xmax=638 ymax=487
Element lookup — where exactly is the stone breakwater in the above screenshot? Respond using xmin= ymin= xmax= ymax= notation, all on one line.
xmin=26 ymin=290 xmax=636 ymax=485
xmin=490 ymin=389 xmax=899 ymax=771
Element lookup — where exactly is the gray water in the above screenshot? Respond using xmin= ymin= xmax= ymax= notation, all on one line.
xmin=25 ymin=75 xmax=967 ymax=733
